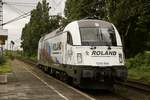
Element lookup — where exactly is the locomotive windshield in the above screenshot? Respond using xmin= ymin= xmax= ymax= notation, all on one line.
xmin=80 ymin=26 xmax=117 ymax=46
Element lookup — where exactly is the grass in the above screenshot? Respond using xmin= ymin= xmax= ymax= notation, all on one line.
xmin=0 ymin=60 xmax=12 ymax=74
xmin=126 ymin=52 xmax=150 ymax=84
xmin=128 ymin=67 xmax=150 ymax=84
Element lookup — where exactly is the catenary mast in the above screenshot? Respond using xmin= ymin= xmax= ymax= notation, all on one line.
xmin=0 ymin=0 xmax=8 ymax=53
xmin=0 ymin=0 xmax=2 ymax=29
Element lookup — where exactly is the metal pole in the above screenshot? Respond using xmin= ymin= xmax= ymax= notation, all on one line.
xmin=0 ymin=0 xmax=3 ymax=56
xmin=0 ymin=0 xmax=3 ymax=29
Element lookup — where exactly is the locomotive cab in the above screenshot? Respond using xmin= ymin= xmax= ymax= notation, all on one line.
xmin=64 ymin=20 xmax=125 ymax=66
xmin=64 ymin=20 xmax=127 ymax=88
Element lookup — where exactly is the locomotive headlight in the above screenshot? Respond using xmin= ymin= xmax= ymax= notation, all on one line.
xmin=119 ymin=53 xmax=123 ymax=63
xmin=77 ymin=53 xmax=82 ymax=63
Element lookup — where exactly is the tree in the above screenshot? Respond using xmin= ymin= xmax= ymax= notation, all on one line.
xmin=21 ymin=0 xmax=61 ymax=56
xmin=64 ymin=0 xmax=150 ymax=57
xmin=64 ymin=0 xmax=106 ymax=22
xmin=105 ymin=0 xmax=150 ymax=57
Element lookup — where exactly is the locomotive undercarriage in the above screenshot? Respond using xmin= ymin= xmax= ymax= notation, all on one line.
xmin=38 ymin=62 xmax=127 ymax=89
xmin=65 ymin=65 xmax=127 ymax=89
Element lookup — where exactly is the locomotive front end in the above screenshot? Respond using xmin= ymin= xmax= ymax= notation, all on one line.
xmin=65 ymin=20 xmax=127 ymax=89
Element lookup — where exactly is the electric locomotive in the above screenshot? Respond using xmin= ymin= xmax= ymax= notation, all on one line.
xmin=38 ymin=19 xmax=127 ymax=89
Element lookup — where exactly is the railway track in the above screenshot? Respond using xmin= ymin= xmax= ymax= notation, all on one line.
xmin=16 ymin=57 xmax=150 ymax=100
xmin=116 ymin=80 xmax=150 ymax=93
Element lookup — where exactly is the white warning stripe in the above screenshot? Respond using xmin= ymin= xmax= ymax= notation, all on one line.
xmin=22 ymin=65 xmax=69 ymax=100
xmin=47 ymin=74 xmax=96 ymax=100
xmin=20 ymin=60 xmax=96 ymax=100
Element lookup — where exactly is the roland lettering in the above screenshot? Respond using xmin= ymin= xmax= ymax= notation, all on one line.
xmin=105 ymin=51 xmax=108 ymax=55
xmin=91 ymin=51 xmax=117 ymax=56
xmin=92 ymin=51 xmax=97 ymax=55
xmin=112 ymin=52 xmax=116 ymax=55
xmin=109 ymin=51 xmax=113 ymax=55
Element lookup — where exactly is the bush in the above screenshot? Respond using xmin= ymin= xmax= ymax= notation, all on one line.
xmin=0 ymin=56 xmax=6 ymax=65
xmin=0 ymin=60 xmax=12 ymax=74
xmin=4 ymin=51 xmax=15 ymax=60
xmin=127 ymin=52 xmax=150 ymax=84
xmin=126 ymin=52 xmax=150 ymax=69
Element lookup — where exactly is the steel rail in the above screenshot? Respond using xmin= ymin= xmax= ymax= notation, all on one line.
xmin=116 ymin=80 xmax=150 ymax=93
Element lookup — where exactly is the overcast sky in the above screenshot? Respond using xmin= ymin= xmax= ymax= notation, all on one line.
xmin=3 ymin=0 xmax=66 ymax=50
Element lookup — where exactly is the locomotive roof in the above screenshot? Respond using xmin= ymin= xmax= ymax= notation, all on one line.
xmin=41 ymin=19 xmax=113 ymax=41
xmin=78 ymin=19 xmax=112 ymax=28
xmin=42 ymin=28 xmax=62 ymax=40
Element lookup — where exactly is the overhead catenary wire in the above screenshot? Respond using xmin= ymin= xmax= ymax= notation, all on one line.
xmin=3 ymin=1 xmax=36 ymax=7
xmin=4 ymin=2 xmax=37 ymax=5
xmin=4 ymin=3 xmax=36 ymax=7
xmin=2 ymin=1 xmax=38 ymax=26
xmin=4 ymin=0 xmax=63 ymax=14
xmin=2 ymin=0 xmax=64 ymax=26
xmin=4 ymin=2 xmax=26 ymax=15
xmin=2 ymin=11 xmax=31 ymax=26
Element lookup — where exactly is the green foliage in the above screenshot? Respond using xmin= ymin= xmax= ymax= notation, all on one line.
xmin=4 ymin=50 xmax=15 ymax=60
xmin=128 ymin=67 xmax=150 ymax=84
xmin=106 ymin=0 xmax=150 ymax=57
xmin=64 ymin=0 xmax=105 ymax=22
xmin=22 ymin=0 xmax=150 ymax=58
xmin=0 ymin=60 xmax=12 ymax=74
xmin=126 ymin=52 xmax=150 ymax=69
xmin=64 ymin=0 xmax=150 ymax=57
xmin=126 ymin=52 xmax=150 ymax=84
xmin=0 ymin=56 xmax=6 ymax=65
xmin=21 ymin=0 xmax=62 ymax=57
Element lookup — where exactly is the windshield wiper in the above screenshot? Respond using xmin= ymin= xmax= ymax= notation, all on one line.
xmin=103 ymin=41 xmax=112 ymax=50
xmin=99 ymin=28 xmax=103 ymax=40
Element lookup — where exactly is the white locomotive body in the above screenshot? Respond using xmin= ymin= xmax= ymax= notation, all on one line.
xmin=38 ymin=20 xmax=127 ymax=89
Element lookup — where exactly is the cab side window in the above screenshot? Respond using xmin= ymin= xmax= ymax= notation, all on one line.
xmin=67 ymin=32 xmax=73 ymax=45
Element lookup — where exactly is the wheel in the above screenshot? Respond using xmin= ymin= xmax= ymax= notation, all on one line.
xmin=67 ymin=76 xmax=73 ymax=85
